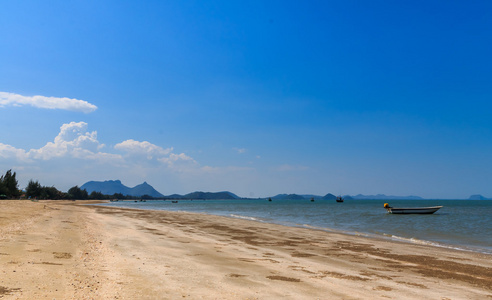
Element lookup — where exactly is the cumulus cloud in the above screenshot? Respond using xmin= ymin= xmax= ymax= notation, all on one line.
xmin=115 ymin=139 xmax=196 ymax=168
xmin=28 ymin=122 xmax=108 ymax=160
xmin=158 ymin=153 xmax=195 ymax=165
xmin=0 ymin=121 xmax=196 ymax=171
xmin=0 ymin=143 xmax=30 ymax=162
xmin=0 ymin=92 xmax=97 ymax=113
xmin=114 ymin=140 xmax=173 ymax=159
xmin=0 ymin=121 xmax=123 ymax=170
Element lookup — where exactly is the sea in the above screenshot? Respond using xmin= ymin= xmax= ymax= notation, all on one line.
xmin=97 ymin=199 xmax=492 ymax=255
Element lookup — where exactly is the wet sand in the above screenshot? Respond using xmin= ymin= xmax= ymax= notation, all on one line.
xmin=0 ymin=200 xmax=491 ymax=299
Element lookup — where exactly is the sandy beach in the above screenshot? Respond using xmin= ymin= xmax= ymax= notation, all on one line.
xmin=0 ymin=200 xmax=491 ymax=299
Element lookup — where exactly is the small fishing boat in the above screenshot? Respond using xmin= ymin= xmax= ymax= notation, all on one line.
xmin=336 ymin=196 xmax=344 ymax=203
xmin=384 ymin=203 xmax=442 ymax=214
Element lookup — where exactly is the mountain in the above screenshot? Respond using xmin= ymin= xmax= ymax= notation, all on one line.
xmin=79 ymin=181 xmax=434 ymax=200
xmin=128 ymin=182 xmax=164 ymax=198
xmin=468 ymin=194 xmax=490 ymax=200
xmin=350 ymin=194 xmax=423 ymax=200
xmin=270 ymin=193 xmax=339 ymax=200
xmin=271 ymin=194 xmax=306 ymax=200
xmin=301 ymin=194 xmax=321 ymax=199
xmin=81 ymin=180 xmax=164 ymax=198
xmin=182 ymin=191 xmax=239 ymax=200
xmin=81 ymin=180 xmax=130 ymax=195
xmin=322 ymin=193 xmax=337 ymax=200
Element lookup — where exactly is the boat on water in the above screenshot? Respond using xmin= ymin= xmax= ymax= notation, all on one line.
xmin=384 ymin=203 xmax=442 ymax=214
xmin=336 ymin=196 xmax=344 ymax=203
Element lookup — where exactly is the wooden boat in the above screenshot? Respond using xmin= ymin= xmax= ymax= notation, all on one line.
xmin=384 ymin=203 xmax=442 ymax=214
xmin=336 ymin=196 xmax=344 ymax=203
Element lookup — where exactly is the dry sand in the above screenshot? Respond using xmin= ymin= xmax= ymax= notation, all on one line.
xmin=0 ymin=200 xmax=491 ymax=299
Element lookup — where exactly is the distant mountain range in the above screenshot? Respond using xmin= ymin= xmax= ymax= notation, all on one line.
xmin=269 ymin=193 xmax=422 ymax=200
xmin=81 ymin=180 xmax=164 ymax=198
xmin=349 ymin=194 xmax=423 ymax=200
xmin=178 ymin=191 xmax=239 ymax=200
xmin=79 ymin=180 xmax=490 ymax=200
xmin=273 ymin=193 xmax=337 ymax=200
xmin=80 ymin=180 xmax=239 ymax=199
xmin=272 ymin=193 xmax=490 ymax=200
xmin=468 ymin=194 xmax=491 ymax=200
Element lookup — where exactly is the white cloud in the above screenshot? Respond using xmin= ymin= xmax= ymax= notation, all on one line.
xmin=233 ymin=147 xmax=247 ymax=154
xmin=159 ymin=153 xmax=195 ymax=164
xmin=0 ymin=143 xmax=30 ymax=162
xmin=114 ymin=139 xmax=173 ymax=159
xmin=28 ymin=122 xmax=110 ymax=161
xmin=0 ymin=92 xmax=97 ymax=113
xmin=0 ymin=122 xmax=197 ymax=170
xmin=115 ymin=139 xmax=196 ymax=169
xmin=0 ymin=121 xmax=124 ymax=178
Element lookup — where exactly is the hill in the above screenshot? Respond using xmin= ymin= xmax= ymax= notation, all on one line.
xmin=350 ymin=194 xmax=423 ymax=200
xmin=271 ymin=194 xmax=306 ymax=200
xmin=468 ymin=194 xmax=490 ymax=200
xmin=182 ymin=191 xmax=239 ymax=200
xmin=322 ymin=193 xmax=337 ymax=200
xmin=128 ymin=182 xmax=164 ymax=198
xmin=81 ymin=180 xmax=164 ymax=198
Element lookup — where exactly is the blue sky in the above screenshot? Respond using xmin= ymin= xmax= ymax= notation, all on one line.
xmin=1 ymin=0 xmax=491 ymax=198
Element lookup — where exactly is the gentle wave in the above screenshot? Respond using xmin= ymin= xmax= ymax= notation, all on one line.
xmin=387 ymin=234 xmax=492 ymax=255
xmin=229 ymin=214 xmax=261 ymax=221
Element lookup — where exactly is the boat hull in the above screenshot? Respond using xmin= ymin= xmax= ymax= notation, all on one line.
xmin=386 ymin=206 xmax=443 ymax=214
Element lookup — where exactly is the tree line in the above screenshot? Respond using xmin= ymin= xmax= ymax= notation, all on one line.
xmin=0 ymin=169 xmax=20 ymax=199
xmin=0 ymin=169 xmax=151 ymax=200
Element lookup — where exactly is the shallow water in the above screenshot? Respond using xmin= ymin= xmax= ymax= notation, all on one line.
xmin=98 ymin=199 xmax=492 ymax=254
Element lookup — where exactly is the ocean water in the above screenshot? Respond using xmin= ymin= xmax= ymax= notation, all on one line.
xmin=98 ymin=199 xmax=492 ymax=254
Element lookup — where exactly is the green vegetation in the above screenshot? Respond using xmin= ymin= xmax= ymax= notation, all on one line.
xmin=67 ymin=186 xmax=89 ymax=200
xmin=0 ymin=169 xmax=163 ymax=200
xmin=25 ymin=180 xmax=65 ymax=200
xmin=0 ymin=169 xmax=20 ymax=199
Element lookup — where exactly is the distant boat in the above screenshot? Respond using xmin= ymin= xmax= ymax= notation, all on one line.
xmin=172 ymin=200 xmax=178 ymax=203
xmin=384 ymin=203 xmax=442 ymax=214
xmin=310 ymin=197 xmax=315 ymax=202
xmin=336 ymin=196 xmax=344 ymax=203
xmin=268 ymin=198 xmax=272 ymax=202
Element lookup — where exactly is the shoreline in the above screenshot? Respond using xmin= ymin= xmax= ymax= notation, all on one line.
xmin=1 ymin=200 xmax=491 ymax=299
xmin=94 ymin=201 xmax=492 ymax=256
